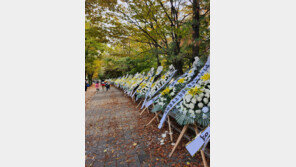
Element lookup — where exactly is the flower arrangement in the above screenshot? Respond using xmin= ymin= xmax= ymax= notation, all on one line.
xmin=121 ymin=74 xmax=134 ymax=90
xmin=133 ymin=67 xmax=155 ymax=99
xmin=135 ymin=66 xmax=163 ymax=100
xmin=174 ymin=71 xmax=210 ymax=127
xmin=151 ymin=57 xmax=203 ymax=113
xmin=148 ymin=65 xmax=176 ymax=98
xmin=129 ymin=73 xmax=145 ymax=90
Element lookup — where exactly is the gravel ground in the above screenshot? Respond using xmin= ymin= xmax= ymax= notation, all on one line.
xmin=85 ymin=86 xmax=208 ymax=167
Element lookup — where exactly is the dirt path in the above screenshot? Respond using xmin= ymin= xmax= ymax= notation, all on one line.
xmin=85 ymin=86 xmax=206 ymax=167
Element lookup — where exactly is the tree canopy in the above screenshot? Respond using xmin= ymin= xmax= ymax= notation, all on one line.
xmin=85 ymin=0 xmax=210 ymax=82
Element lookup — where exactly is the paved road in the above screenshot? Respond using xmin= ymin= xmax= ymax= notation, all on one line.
xmin=85 ymin=86 xmax=205 ymax=167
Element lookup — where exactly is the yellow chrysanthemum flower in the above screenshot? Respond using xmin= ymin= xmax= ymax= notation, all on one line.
xmin=161 ymin=75 xmax=166 ymax=80
xmin=161 ymin=87 xmax=170 ymax=95
xmin=188 ymin=86 xmax=202 ymax=96
xmin=178 ymin=78 xmax=185 ymax=83
xmin=201 ymin=73 xmax=210 ymax=81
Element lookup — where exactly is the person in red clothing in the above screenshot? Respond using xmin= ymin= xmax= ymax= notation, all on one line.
xmin=101 ymin=81 xmax=105 ymax=91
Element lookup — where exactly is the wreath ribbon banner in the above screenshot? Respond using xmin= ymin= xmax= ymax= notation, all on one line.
xmin=186 ymin=125 xmax=210 ymax=156
xmin=144 ymin=70 xmax=187 ymax=108
xmin=149 ymin=70 xmax=177 ymax=98
xmin=158 ymin=57 xmax=210 ymax=129
xmin=132 ymin=69 xmax=154 ymax=98
xmin=141 ymin=76 xmax=156 ymax=109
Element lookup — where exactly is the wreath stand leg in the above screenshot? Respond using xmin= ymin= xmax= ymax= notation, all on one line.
xmin=145 ymin=112 xmax=159 ymax=127
xmin=194 ymin=123 xmax=199 ymax=135
xmin=192 ymin=124 xmax=208 ymax=167
xmin=156 ymin=112 xmax=159 ymax=122
xmin=168 ymin=116 xmax=173 ymax=141
xmin=140 ymin=107 xmax=147 ymax=115
xmin=169 ymin=124 xmax=189 ymax=157
xmin=136 ymin=100 xmax=143 ymax=108
xmin=200 ymin=150 xmax=208 ymax=167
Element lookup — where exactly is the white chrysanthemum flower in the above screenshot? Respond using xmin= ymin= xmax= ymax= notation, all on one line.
xmin=205 ymin=93 xmax=210 ymax=98
xmin=170 ymin=92 xmax=175 ymax=96
xmin=203 ymin=98 xmax=209 ymax=104
xmin=199 ymin=93 xmax=204 ymax=98
xmin=189 ymin=103 xmax=194 ymax=109
xmin=185 ymin=95 xmax=191 ymax=103
xmin=197 ymin=96 xmax=202 ymax=102
xmin=193 ymin=56 xmax=200 ymax=66
xmin=202 ymin=106 xmax=209 ymax=113
xmin=195 ymin=109 xmax=201 ymax=114
xmin=205 ymin=89 xmax=210 ymax=94
xmin=207 ymin=101 xmax=210 ymax=107
xmin=187 ymin=94 xmax=193 ymax=99
xmin=191 ymin=98 xmax=197 ymax=104
xmin=198 ymin=102 xmax=204 ymax=108
xmin=202 ymin=113 xmax=208 ymax=119
xmin=189 ymin=109 xmax=194 ymax=114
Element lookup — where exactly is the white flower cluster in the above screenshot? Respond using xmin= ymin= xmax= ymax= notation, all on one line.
xmin=149 ymin=65 xmax=175 ymax=97
xmin=136 ymin=66 xmax=163 ymax=98
xmin=126 ymin=72 xmax=146 ymax=92
xmin=175 ymin=71 xmax=210 ymax=126
xmin=152 ymin=57 xmax=202 ymax=112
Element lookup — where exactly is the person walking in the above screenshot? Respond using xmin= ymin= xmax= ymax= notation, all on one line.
xmin=85 ymin=80 xmax=90 ymax=92
xmin=101 ymin=81 xmax=105 ymax=91
xmin=95 ymin=81 xmax=99 ymax=92
xmin=85 ymin=80 xmax=87 ymax=92
xmin=98 ymin=81 xmax=102 ymax=91
xmin=105 ymin=81 xmax=110 ymax=91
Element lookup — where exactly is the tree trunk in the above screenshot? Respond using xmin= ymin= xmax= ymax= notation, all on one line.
xmin=172 ymin=41 xmax=183 ymax=75
xmin=192 ymin=0 xmax=200 ymax=64
xmin=87 ymin=73 xmax=93 ymax=85
xmin=154 ymin=44 xmax=161 ymax=66
xmin=174 ymin=60 xmax=183 ymax=75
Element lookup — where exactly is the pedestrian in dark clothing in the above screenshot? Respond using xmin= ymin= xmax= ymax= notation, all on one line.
xmin=95 ymin=81 xmax=99 ymax=91
xmin=85 ymin=81 xmax=89 ymax=92
xmin=105 ymin=82 xmax=110 ymax=91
